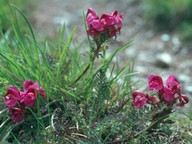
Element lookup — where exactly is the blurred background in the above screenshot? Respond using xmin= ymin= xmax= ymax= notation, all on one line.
xmin=1 ymin=0 xmax=192 ymax=105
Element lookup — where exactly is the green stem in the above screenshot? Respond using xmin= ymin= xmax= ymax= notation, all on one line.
xmin=74 ymin=44 xmax=101 ymax=83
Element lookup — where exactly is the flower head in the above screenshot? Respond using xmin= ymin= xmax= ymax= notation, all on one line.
xmin=8 ymin=107 xmax=25 ymax=123
xmin=113 ymin=10 xmax=123 ymax=29
xmin=4 ymin=86 xmax=21 ymax=107
xmin=86 ymin=8 xmax=123 ymax=44
xmin=163 ymin=87 xmax=175 ymax=104
xmin=86 ymin=8 xmax=98 ymax=25
xmin=176 ymin=95 xmax=189 ymax=107
xmin=148 ymin=74 xmax=164 ymax=91
xmin=132 ymin=91 xmax=148 ymax=109
xmin=20 ymin=92 xmax=36 ymax=107
xmin=4 ymin=80 xmax=46 ymax=123
xmin=165 ymin=74 xmax=181 ymax=95
xmin=147 ymin=96 xmax=158 ymax=105
xmin=21 ymin=80 xmax=46 ymax=106
xmin=133 ymin=74 xmax=189 ymax=110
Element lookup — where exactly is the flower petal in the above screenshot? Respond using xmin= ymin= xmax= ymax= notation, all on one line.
xmin=10 ymin=108 xmax=24 ymax=123
xmin=23 ymin=80 xmax=34 ymax=92
xmin=148 ymin=74 xmax=164 ymax=91
xmin=132 ymin=90 xmax=147 ymax=109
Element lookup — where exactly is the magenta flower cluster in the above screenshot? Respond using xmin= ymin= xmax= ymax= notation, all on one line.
xmin=4 ymin=80 xmax=46 ymax=123
xmin=86 ymin=8 xmax=123 ymax=42
xmin=132 ymin=74 xmax=189 ymax=109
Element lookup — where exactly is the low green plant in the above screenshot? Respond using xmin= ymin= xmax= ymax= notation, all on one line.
xmin=143 ymin=0 xmax=192 ymax=30
xmin=0 ymin=4 xmax=191 ymax=144
xmin=178 ymin=22 xmax=192 ymax=42
xmin=0 ymin=0 xmax=31 ymax=33
xmin=143 ymin=0 xmax=192 ymax=44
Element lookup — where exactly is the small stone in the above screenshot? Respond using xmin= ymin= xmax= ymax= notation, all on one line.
xmin=134 ymin=66 xmax=147 ymax=73
xmin=155 ymin=53 xmax=172 ymax=68
xmin=172 ymin=36 xmax=181 ymax=53
xmin=53 ymin=16 xmax=70 ymax=25
xmin=185 ymin=85 xmax=192 ymax=93
xmin=178 ymin=74 xmax=191 ymax=83
xmin=125 ymin=47 xmax=137 ymax=57
xmin=172 ymin=36 xmax=181 ymax=46
xmin=161 ymin=34 xmax=170 ymax=42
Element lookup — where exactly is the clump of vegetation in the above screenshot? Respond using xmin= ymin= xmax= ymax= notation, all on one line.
xmin=0 ymin=4 xmax=191 ymax=143
xmin=0 ymin=0 xmax=31 ymax=33
xmin=143 ymin=0 xmax=192 ymax=42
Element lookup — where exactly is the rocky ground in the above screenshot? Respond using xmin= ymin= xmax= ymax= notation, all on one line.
xmin=29 ymin=0 xmax=192 ymax=109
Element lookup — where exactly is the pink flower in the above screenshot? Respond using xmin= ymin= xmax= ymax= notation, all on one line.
xmin=8 ymin=107 xmax=25 ymax=123
xmin=87 ymin=26 xmax=100 ymax=39
xmin=100 ymin=13 xmax=115 ymax=26
xmin=163 ymin=87 xmax=175 ymax=104
xmin=86 ymin=8 xmax=123 ymax=42
xmin=165 ymin=74 xmax=181 ymax=95
xmin=147 ymin=96 xmax=158 ymax=105
xmin=23 ymin=80 xmax=46 ymax=99
xmin=112 ymin=10 xmax=123 ymax=29
xmin=148 ymin=74 xmax=164 ymax=91
xmin=108 ymin=28 xmax=116 ymax=36
xmin=39 ymin=87 xmax=46 ymax=99
xmin=23 ymin=80 xmax=34 ymax=92
xmin=4 ymin=86 xmax=21 ymax=107
xmin=20 ymin=92 xmax=36 ymax=107
xmin=133 ymin=74 xmax=188 ymax=108
xmin=86 ymin=8 xmax=98 ymax=25
xmin=4 ymin=80 xmax=46 ymax=123
xmin=132 ymin=91 xmax=148 ymax=109
xmin=166 ymin=74 xmax=180 ymax=87
xmin=176 ymin=95 xmax=189 ymax=107
xmin=92 ymin=19 xmax=105 ymax=31
xmin=20 ymin=80 xmax=46 ymax=107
